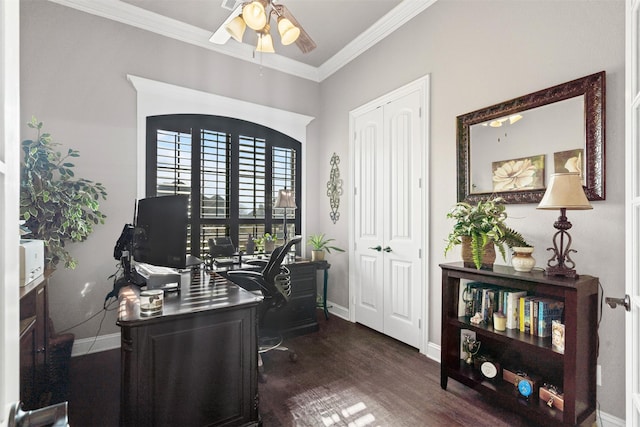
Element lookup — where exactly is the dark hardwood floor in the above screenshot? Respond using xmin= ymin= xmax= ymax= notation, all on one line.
xmin=69 ymin=312 xmax=535 ymax=426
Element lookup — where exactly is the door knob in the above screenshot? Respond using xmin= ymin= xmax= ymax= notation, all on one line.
xmin=383 ymin=246 xmax=392 ymax=253
xmin=605 ymin=294 xmax=631 ymax=311
xmin=369 ymin=245 xmax=382 ymax=252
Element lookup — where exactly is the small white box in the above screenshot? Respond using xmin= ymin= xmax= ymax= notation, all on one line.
xmin=20 ymin=239 xmax=44 ymax=287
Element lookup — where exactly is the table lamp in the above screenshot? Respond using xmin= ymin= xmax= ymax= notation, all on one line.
xmin=536 ymin=172 xmax=592 ymax=278
xmin=274 ymin=188 xmax=296 ymax=243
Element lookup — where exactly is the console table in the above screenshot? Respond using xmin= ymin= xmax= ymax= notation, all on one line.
xmin=117 ymin=271 xmax=262 ymax=427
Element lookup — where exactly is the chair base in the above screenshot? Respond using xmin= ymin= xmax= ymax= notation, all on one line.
xmin=257 ymin=335 xmax=297 ymax=383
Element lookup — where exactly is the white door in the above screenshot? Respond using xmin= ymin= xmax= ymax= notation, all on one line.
xmin=626 ymin=0 xmax=640 ymax=424
xmin=353 ymin=107 xmax=385 ymax=332
xmin=1 ymin=0 xmax=23 ymax=424
xmin=351 ymin=83 xmax=425 ymax=349
xmin=381 ymin=93 xmax=423 ymax=347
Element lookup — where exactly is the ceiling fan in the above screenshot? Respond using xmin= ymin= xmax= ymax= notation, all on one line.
xmin=209 ymin=0 xmax=316 ymax=54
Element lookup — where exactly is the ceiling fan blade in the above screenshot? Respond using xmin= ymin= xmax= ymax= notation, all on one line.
xmin=209 ymin=4 xmax=243 ymax=44
xmin=272 ymin=3 xmax=316 ymax=53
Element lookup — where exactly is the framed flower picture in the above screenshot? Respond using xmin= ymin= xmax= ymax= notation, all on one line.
xmin=492 ymin=154 xmax=545 ymax=192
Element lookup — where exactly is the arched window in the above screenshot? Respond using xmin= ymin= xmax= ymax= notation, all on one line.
xmin=146 ymin=114 xmax=301 ymax=257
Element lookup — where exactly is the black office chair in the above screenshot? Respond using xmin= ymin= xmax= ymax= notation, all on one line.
xmin=207 ymin=236 xmax=237 ymax=268
xmin=226 ymin=236 xmax=302 ymax=379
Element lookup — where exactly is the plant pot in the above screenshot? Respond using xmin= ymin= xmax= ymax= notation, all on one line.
xmin=461 ymin=236 xmax=496 ymax=269
xmin=311 ymin=250 xmax=325 ymax=262
xmin=265 ymin=240 xmax=275 ymax=253
xmin=512 ymin=247 xmax=536 ymax=272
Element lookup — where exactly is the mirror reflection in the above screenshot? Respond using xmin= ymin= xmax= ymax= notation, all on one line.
xmin=456 ymin=71 xmax=605 ymax=204
xmin=469 ymin=96 xmax=585 ymax=194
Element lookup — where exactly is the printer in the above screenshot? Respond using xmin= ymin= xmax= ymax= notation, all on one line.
xmin=20 ymin=239 xmax=44 ymax=286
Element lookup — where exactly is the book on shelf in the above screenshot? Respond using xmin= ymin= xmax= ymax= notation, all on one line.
xmin=538 ymin=299 xmax=564 ymax=337
xmin=552 ymin=320 xmax=565 ymax=353
xmin=519 ymin=296 xmax=535 ymax=333
xmin=505 ymin=290 xmax=527 ymax=329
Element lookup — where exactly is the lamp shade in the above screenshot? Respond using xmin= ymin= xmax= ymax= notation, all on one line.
xmin=242 ymin=1 xmax=267 ymax=30
xmin=226 ymin=15 xmax=246 ymax=42
xmin=256 ymin=32 xmax=275 ymax=53
xmin=278 ymin=17 xmax=300 ymax=45
xmin=274 ymin=189 xmax=297 ymax=209
xmin=537 ymin=172 xmax=593 ymax=210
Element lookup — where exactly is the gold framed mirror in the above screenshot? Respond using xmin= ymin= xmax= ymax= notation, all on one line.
xmin=456 ymin=71 xmax=605 ymax=204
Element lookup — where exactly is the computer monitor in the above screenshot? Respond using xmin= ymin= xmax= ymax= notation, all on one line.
xmin=133 ymin=194 xmax=189 ymax=269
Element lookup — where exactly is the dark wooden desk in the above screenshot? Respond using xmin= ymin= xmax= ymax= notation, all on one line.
xmin=117 ymin=271 xmax=262 ymax=427
xmin=217 ymin=258 xmax=323 ymax=338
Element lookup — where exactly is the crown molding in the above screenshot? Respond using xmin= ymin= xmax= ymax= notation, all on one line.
xmin=317 ymin=0 xmax=438 ymax=81
xmin=47 ymin=0 xmax=435 ymax=83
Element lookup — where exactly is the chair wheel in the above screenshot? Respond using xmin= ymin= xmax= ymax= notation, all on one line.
xmin=289 ymin=352 xmax=298 ymax=362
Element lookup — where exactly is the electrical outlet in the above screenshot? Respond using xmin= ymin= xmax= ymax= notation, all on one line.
xmin=597 ymin=365 xmax=602 ymax=386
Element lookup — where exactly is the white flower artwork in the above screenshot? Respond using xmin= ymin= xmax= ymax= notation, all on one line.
xmin=492 ymin=154 xmax=545 ymax=192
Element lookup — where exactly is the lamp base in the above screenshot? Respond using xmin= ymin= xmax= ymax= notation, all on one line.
xmin=544 ymin=265 xmax=578 ymax=279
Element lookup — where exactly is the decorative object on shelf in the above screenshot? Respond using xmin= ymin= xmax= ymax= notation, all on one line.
xmin=551 ymin=320 xmax=565 ymax=353
xmin=307 ymin=233 xmax=344 ymax=262
xmin=540 ymin=384 xmax=564 ymax=411
xmin=511 ymin=246 xmax=536 ymax=272
xmin=274 ymin=188 xmax=297 ymax=242
xmin=492 ymin=312 xmax=507 ymax=331
xmin=537 ymin=172 xmax=592 ymax=278
xmin=462 ymin=335 xmax=481 ymax=365
xmin=480 ymin=360 xmax=501 ymax=380
xmin=444 ymin=196 xmax=530 ymax=269
xmin=20 ymin=117 xmax=107 ymax=270
xmin=327 ymin=152 xmax=343 ymax=224
xmin=210 ymin=0 xmax=316 ymax=54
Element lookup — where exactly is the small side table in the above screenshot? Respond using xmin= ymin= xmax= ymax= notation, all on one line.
xmin=315 ymin=261 xmax=331 ymax=319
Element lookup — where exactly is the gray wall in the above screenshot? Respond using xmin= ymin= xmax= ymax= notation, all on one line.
xmin=316 ymin=0 xmax=625 ymax=419
xmin=21 ymin=0 xmax=626 ymax=420
xmin=20 ymin=0 xmax=321 ymax=339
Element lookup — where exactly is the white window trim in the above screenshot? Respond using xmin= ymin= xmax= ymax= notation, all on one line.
xmin=127 ymin=75 xmax=314 ymax=249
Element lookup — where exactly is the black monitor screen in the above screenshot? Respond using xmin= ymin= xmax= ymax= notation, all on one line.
xmin=133 ymin=194 xmax=189 ymax=269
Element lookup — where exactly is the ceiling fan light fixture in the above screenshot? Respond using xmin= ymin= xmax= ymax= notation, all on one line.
xmin=256 ymin=32 xmax=275 ymax=53
xmin=277 ymin=16 xmax=300 ymax=45
xmin=242 ymin=1 xmax=267 ymax=30
xmin=226 ymin=14 xmax=246 ymax=42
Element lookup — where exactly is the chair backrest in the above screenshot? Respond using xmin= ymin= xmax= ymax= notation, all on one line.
xmin=260 ymin=236 xmax=301 ymax=299
xmin=208 ymin=237 xmax=236 ymax=258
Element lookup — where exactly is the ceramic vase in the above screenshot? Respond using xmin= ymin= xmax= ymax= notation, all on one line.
xmin=512 ymin=247 xmax=536 ymax=272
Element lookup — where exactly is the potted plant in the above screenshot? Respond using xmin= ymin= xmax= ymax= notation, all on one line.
xmin=20 ymin=117 xmax=107 ymax=270
xmin=307 ymin=233 xmax=345 ymax=261
xmin=444 ymin=196 xmax=529 ymax=270
xmin=253 ymin=233 xmax=277 ymax=253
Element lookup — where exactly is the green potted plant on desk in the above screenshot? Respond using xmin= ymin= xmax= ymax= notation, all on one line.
xmin=253 ymin=233 xmax=277 ymax=254
xmin=444 ymin=196 xmax=529 ymax=270
xmin=20 ymin=117 xmax=107 ymax=270
xmin=307 ymin=233 xmax=345 ymax=261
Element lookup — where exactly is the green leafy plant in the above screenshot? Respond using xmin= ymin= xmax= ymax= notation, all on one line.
xmin=20 ymin=117 xmax=107 ymax=269
xmin=307 ymin=233 xmax=345 ymax=254
xmin=253 ymin=233 xmax=277 ymax=252
xmin=444 ymin=196 xmax=529 ymax=269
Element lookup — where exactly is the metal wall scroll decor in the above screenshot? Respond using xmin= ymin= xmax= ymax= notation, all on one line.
xmin=327 ymin=152 xmax=343 ymax=223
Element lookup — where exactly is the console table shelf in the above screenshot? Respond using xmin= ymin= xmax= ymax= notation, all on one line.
xmin=440 ymin=262 xmax=598 ymax=426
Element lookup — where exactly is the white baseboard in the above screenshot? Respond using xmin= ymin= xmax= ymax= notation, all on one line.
xmin=426 ymin=341 xmax=441 ymax=363
xmin=325 ymin=299 xmax=350 ymax=320
xmin=595 ymin=410 xmax=625 ymax=427
xmin=71 ymin=332 xmax=120 ymax=357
